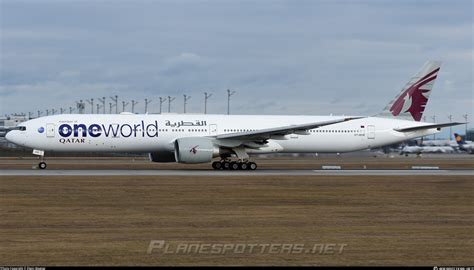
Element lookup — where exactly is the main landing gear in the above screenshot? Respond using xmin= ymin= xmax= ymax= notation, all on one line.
xmin=212 ymin=160 xmax=257 ymax=170
xmin=213 ymin=147 xmax=256 ymax=170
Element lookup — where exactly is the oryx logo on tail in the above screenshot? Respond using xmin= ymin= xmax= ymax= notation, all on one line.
xmin=390 ymin=67 xmax=439 ymax=121
xmin=379 ymin=61 xmax=441 ymax=122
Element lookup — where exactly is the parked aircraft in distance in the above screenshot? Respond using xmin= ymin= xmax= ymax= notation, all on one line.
xmin=6 ymin=61 xmax=464 ymax=170
xmin=400 ymin=145 xmax=455 ymax=156
xmin=420 ymin=139 xmax=459 ymax=147
xmin=454 ymin=133 xmax=473 ymax=154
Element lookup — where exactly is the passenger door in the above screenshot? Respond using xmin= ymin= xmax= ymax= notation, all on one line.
xmin=367 ymin=125 xmax=375 ymax=139
xmin=46 ymin=123 xmax=55 ymax=138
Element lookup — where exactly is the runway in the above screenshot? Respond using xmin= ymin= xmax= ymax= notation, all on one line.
xmin=1 ymin=169 xmax=473 ymax=176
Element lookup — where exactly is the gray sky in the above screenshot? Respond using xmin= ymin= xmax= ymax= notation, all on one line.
xmin=0 ymin=0 xmax=472 ymax=135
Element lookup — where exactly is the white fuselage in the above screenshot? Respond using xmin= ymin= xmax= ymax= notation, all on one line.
xmin=6 ymin=113 xmax=439 ymax=155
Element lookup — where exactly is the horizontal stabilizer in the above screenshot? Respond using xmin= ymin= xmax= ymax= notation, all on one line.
xmin=394 ymin=122 xmax=465 ymax=132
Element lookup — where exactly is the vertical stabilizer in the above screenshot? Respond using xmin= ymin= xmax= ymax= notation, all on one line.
xmin=379 ymin=61 xmax=441 ymax=121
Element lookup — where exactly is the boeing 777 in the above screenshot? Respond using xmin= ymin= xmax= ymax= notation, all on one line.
xmin=5 ymin=61 xmax=464 ymax=170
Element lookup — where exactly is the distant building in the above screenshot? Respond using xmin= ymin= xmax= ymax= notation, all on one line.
xmin=0 ymin=115 xmax=29 ymax=137
xmin=467 ymin=128 xmax=474 ymax=141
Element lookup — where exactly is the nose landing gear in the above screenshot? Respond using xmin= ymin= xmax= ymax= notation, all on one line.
xmin=38 ymin=162 xmax=47 ymax=170
xmin=32 ymin=149 xmax=47 ymax=170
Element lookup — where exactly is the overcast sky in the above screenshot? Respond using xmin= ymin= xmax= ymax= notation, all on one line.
xmin=0 ymin=0 xmax=472 ymax=134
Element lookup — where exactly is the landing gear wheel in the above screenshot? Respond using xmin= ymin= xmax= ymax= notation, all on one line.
xmin=248 ymin=162 xmax=257 ymax=170
xmin=230 ymin=162 xmax=239 ymax=170
xmin=222 ymin=161 xmax=231 ymax=170
xmin=239 ymin=162 xmax=248 ymax=170
xmin=212 ymin=161 xmax=222 ymax=170
xmin=38 ymin=162 xmax=47 ymax=170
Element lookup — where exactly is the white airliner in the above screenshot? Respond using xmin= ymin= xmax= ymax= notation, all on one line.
xmin=400 ymin=145 xmax=455 ymax=156
xmin=6 ymin=61 xmax=464 ymax=170
xmin=454 ymin=133 xmax=474 ymax=154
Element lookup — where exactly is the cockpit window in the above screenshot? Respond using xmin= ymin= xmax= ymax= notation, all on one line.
xmin=10 ymin=126 xmax=26 ymax=131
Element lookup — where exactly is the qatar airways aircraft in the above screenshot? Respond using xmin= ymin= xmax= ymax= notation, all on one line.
xmin=6 ymin=61 xmax=464 ymax=170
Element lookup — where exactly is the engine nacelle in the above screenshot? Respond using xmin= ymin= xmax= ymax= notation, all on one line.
xmin=174 ymin=137 xmax=219 ymax=164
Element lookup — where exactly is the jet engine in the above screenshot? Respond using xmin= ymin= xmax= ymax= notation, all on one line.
xmin=174 ymin=137 xmax=220 ymax=163
xmin=149 ymin=151 xmax=176 ymax=162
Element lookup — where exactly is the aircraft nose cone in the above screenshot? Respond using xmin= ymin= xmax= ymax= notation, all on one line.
xmin=5 ymin=130 xmax=20 ymax=145
xmin=5 ymin=130 xmax=13 ymax=142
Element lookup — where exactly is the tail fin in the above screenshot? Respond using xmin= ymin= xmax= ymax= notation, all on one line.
xmin=454 ymin=133 xmax=464 ymax=145
xmin=379 ymin=61 xmax=441 ymax=121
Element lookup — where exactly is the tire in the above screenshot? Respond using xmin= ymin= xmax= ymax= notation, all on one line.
xmin=230 ymin=162 xmax=239 ymax=170
xmin=222 ymin=161 xmax=231 ymax=170
xmin=248 ymin=162 xmax=257 ymax=170
xmin=38 ymin=162 xmax=47 ymax=170
xmin=212 ymin=161 xmax=222 ymax=170
xmin=239 ymin=162 xmax=248 ymax=170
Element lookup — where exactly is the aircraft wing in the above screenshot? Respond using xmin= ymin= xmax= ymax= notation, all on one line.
xmin=394 ymin=122 xmax=465 ymax=133
xmin=215 ymin=117 xmax=364 ymax=141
